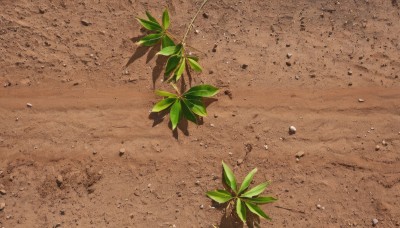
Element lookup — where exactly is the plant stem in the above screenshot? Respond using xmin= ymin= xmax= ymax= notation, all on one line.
xmin=182 ymin=0 xmax=210 ymax=45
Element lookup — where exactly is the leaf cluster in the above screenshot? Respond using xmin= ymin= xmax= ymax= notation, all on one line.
xmin=152 ymin=85 xmax=218 ymax=130
xmin=206 ymin=161 xmax=277 ymax=223
xmin=136 ymin=9 xmax=218 ymax=130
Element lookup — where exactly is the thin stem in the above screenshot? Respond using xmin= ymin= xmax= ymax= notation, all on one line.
xmin=182 ymin=0 xmax=210 ymax=45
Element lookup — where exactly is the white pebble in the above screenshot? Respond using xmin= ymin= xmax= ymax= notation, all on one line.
xmin=289 ymin=126 xmax=297 ymax=134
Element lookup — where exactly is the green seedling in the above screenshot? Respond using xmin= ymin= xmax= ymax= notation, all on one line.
xmin=137 ymin=7 xmax=204 ymax=82
xmin=206 ymin=161 xmax=277 ymax=223
xmin=152 ymin=84 xmax=219 ymax=130
xmin=136 ymin=9 xmax=175 ymax=48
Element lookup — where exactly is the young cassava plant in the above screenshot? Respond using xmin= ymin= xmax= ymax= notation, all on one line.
xmin=136 ymin=8 xmax=204 ymax=82
xmin=206 ymin=161 xmax=277 ymax=223
xmin=152 ymin=84 xmax=218 ymax=130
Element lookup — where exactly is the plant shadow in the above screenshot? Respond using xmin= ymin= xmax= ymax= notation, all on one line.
xmin=218 ymin=206 xmax=261 ymax=228
xmin=126 ymin=36 xmax=168 ymax=89
xmin=148 ymin=110 xmax=190 ymax=138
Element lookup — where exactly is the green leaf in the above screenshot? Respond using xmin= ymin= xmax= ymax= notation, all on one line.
xmin=222 ymin=161 xmax=237 ymax=193
xmin=186 ymin=55 xmax=199 ymax=62
xmin=173 ymin=44 xmax=183 ymax=55
xmin=155 ymin=90 xmax=177 ymax=98
xmin=184 ymin=85 xmax=219 ymax=97
xmin=184 ymin=98 xmax=207 ymax=117
xmin=175 ymin=58 xmax=186 ymax=81
xmin=245 ymin=197 xmax=278 ymax=205
xmin=162 ymin=35 xmax=175 ymax=48
xmin=157 ymin=46 xmax=176 ymax=56
xmin=136 ymin=18 xmax=162 ymax=31
xmin=170 ymin=100 xmax=181 ymax=130
xmin=238 ymin=168 xmax=257 ymax=194
xmin=187 ymin=57 xmax=203 ymax=72
xmin=240 ymin=182 xmax=270 ymax=198
xmin=137 ymin=33 xmax=162 ymax=46
xmin=152 ymin=98 xmax=176 ymax=112
xmin=165 ymin=56 xmax=181 ymax=77
xmin=145 ymin=11 xmax=159 ymax=25
xmin=244 ymin=202 xmax=272 ymax=221
xmin=206 ymin=190 xmax=233 ymax=204
xmin=162 ymin=8 xmax=170 ymax=30
xmin=236 ymin=199 xmax=247 ymax=223
xmin=181 ymin=99 xmax=198 ymax=124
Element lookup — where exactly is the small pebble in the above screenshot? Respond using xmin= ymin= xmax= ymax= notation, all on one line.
xmin=295 ymin=151 xmax=305 ymax=158
xmin=264 ymin=145 xmax=269 ymax=150
xmin=382 ymin=140 xmax=388 ymax=146
xmin=289 ymin=126 xmax=297 ymax=134
xmin=210 ymin=123 xmax=215 ymax=127
xmin=295 ymin=75 xmax=300 ymax=80
xmin=194 ymin=29 xmax=200 ymax=34
xmin=287 ymin=53 xmax=292 ymax=58
xmin=375 ymin=145 xmax=380 ymax=151
xmin=92 ymin=150 xmax=97 ymax=155
xmin=56 ymin=175 xmax=63 ymax=187
xmin=372 ymin=218 xmax=379 ymax=226
xmin=241 ymin=64 xmax=248 ymax=69
xmin=0 ymin=202 xmax=5 ymax=211
xmin=202 ymin=13 xmax=209 ymax=19
xmin=348 ymin=70 xmax=353 ymax=75
xmin=358 ymin=98 xmax=365 ymax=103
xmin=286 ymin=61 xmax=292 ymax=66
xmin=81 ymin=19 xmax=92 ymax=26
xmin=316 ymin=204 xmax=322 ymax=209
xmin=237 ymin=159 xmax=243 ymax=165
xmin=0 ymin=189 xmax=6 ymax=195
xmin=119 ymin=148 xmax=125 ymax=156
xmin=200 ymin=205 xmax=204 ymax=209
xmin=130 ymin=213 xmax=134 ymax=219
xmin=26 ymin=103 xmax=33 ymax=108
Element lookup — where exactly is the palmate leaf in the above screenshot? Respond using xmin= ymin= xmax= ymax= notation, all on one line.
xmin=157 ymin=46 xmax=177 ymax=56
xmin=236 ymin=199 xmax=247 ymax=223
xmin=240 ymin=182 xmax=270 ymax=198
xmin=155 ymin=90 xmax=177 ymax=98
xmin=170 ymin=100 xmax=181 ymax=130
xmin=206 ymin=190 xmax=233 ymax=204
xmin=152 ymin=97 xmax=176 ymax=112
xmin=187 ymin=57 xmax=202 ymax=72
xmin=162 ymin=35 xmax=175 ymax=48
xmin=184 ymin=85 xmax=219 ymax=97
xmin=175 ymin=58 xmax=186 ymax=81
xmin=244 ymin=202 xmax=272 ymax=221
xmin=222 ymin=161 xmax=237 ymax=193
xmin=145 ymin=11 xmax=159 ymax=24
xmin=137 ymin=33 xmax=163 ymax=46
xmin=184 ymin=98 xmax=207 ymax=117
xmin=165 ymin=55 xmax=181 ymax=78
xmin=181 ymin=99 xmax=198 ymax=123
xmin=162 ymin=8 xmax=170 ymax=30
xmin=136 ymin=18 xmax=162 ymax=31
xmin=245 ymin=197 xmax=277 ymax=205
xmin=238 ymin=168 xmax=257 ymax=194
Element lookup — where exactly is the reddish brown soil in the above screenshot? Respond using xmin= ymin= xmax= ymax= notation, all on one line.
xmin=1 ymin=0 xmax=400 ymax=227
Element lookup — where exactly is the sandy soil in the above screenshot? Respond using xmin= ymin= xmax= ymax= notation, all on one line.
xmin=1 ymin=0 xmax=400 ymax=227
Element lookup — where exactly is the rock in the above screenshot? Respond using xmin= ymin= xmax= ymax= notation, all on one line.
xmin=60 ymin=209 xmax=65 ymax=215
xmin=309 ymin=73 xmax=316 ymax=78
xmin=316 ymin=204 xmax=322 ymax=209
xmin=287 ymin=53 xmax=292 ymax=59
xmin=200 ymin=204 xmax=204 ymax=209
xmin=295 ymin=151 xmax=305 ymax=158
xmin=372 ymin=218 xmax=379 ymax=226
xmin=382 ymin=140 xmax=388 ymax=146
xmin=264 ymin=145 xmax=269 ymax=150
xmin=237 ymin=159 xmax=244 ymax=165
xmin=202 ymin=13 xmax=209 ymax=18
xmin=0 ymin=189 xmax=6 ymax=195
xmin=119 ymin=148 xmax=125 ymax=156
xmin=130 ymin=213 xmax=134 ymax=219
xmin=81 ymin=19 xmax=92 ymax=26
xmin=0 ymin=202 xmax=5 ymax=211
xmin=289 ymin=126 xmax=297 ymax=135
xmin=295 ymin=75 xmax=300 ymax=80
xmin=194 ymin=29 xmax=200 ymax=34
xmin=241 ymin=64 xmax=248 ymax=69
xmin=26 ymin=103 xmax=33 ymax=108
xmin=375 ymin=145 xmax=380 ymax=151
xmin=348 ymin=70 xmax=353 ymax=75
xmin=210 ymin=123 xmax=215 ymax=127
xmin=56 ymin=175 xmax=63 ymax=187
xmin=212 ymin=44 xmax=217 ymax=52
xmin=92 ymin=150 xmax=97 ymax=155
xmin=358 ymin=98 xmax=365 ymax=103
xmin=286 ymin=61 xmax=292 ymax=66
